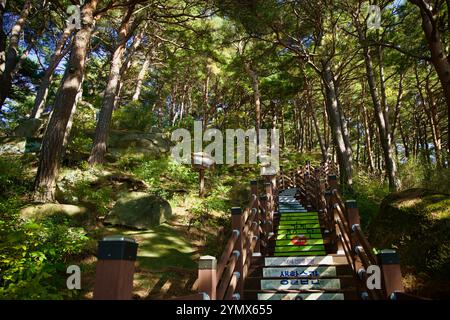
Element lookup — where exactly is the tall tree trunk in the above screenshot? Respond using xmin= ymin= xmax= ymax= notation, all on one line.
xmin=399 ymin=120 xmax=410 ymax=159
xmin=202 ymin=65 xmax=211 ymax=127
xmin=362 ymin=101 xmax=375 ymax=172
xmin=322 ymin=63 xmax=352 ymax=188
xmin=410 ymin=0 xmax=450 ymax=165
xmin=34 ymin=0 xmax=98 ymax=202
xmin=0 ymin=0 xmax=32 ymax=109
xmin=88 ymin=5 xmax=135 ymax=165
xmin=305 ymin=75 xmax=327 ymax=161
xmin=244 ymin=62 xmax=262 ymax=141
xmin=0 ymin=0 xmax=7 ymax=77
xmin=279 ymin=103 xmax=285 ymax=149
xmin=132 ymin=53 xmax=151 ymax=101
xmin=425 ymin=75 xmax=442 ymax=166
xmin=356 ymin=20 xmax=400 ymax=191
xmin=31 ymin=27 xmax=73 ymax=118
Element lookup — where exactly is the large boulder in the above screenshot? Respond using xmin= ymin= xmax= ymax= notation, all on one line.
xmin=13 ymin=118 xmax=45 ymax=138
xmin=104 ymin=192 xmax=172 ymax=229
xmin=105 ymin=130 xmax=172 ymax=160
xmin=20 ymin=203 xmax=88 ymax=222
xmin=368 ymin=188 xmax=450 ymax=298
xmin=0 ymin=137 xmax=41 ymax=155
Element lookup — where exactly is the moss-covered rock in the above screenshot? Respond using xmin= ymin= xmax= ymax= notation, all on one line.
xmin=13 ymin=118 xmax=45 ymax=138
xmin=104 ymin=192 xmax=172 ymax=229
xmin=368 ymin=188 xmax=450 ymax=298
xmin=20 ymin=203 xmax=89 ymax=222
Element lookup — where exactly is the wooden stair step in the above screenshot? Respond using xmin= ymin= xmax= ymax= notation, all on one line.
xmin=273 ymin=251 xmax=327 ymax=257
xmin=261 ymin=278 xmax=342 ymax=290
xmin=277 ymin=228 xmax=322 ymax=235
xmin=265 ymin=255 xmax=348 ymax=266
xmin=275 ymin=238 xmax=325 ymax=246
xmin=257 ymin=292 xmax=345 ymax=300
xmin=277 ymin=223 xmax=321 ymax=229
xmin=244 ymin=289 xmax=359 ymax=301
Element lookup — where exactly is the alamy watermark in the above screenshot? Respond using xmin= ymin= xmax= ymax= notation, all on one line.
xmin=66 ymin=1 xmax=84 ymax=30
xmin=171 ymin=121 xmax=280 ymax=175
xmin=66 ymin=265 xmax=81 ymax=290
xmin=366 ymin=4 xmax=381 ymax=29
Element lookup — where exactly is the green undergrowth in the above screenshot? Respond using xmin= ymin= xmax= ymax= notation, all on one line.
xmin=0 ymin=156 xmax=92 ymax=300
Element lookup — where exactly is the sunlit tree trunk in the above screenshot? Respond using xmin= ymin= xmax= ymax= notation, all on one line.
xmin=355 ymin=19 xmax=400 ymax=191
xmin=89 ymin=5 xmax=135 ymax=165
xmin=322 ymin=63 xmax=353 ymax=188
xmin=409 ymin=0 xmax=450 ymax=165
xmin=34 ymin=0 xmax=98 ymax=202
xmin=31 ymin=27 xmax=73 ymax=118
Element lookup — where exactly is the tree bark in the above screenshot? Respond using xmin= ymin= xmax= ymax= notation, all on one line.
xmin=362 ymin=99 xmax=375 ymax=172
xmin=321 ymin=63 xmax=353 ymax=188
xmin=0 ymin=0 xmax=32 ymax=109
xmin=34 ymin=0 xmax=98 ymax=202
xmin=0 ymin=0 xmax=8 ymax=77
xmin=409 ymin=0 xmax=450 ymax=165
xmin=244 ymin=62 xmax=262 ymax=141
xmin=88 ymin=4 xmax=135 ymax=165
xmin=305 ymin=75 xmax=327 ymax=161
xmin=356 ymin=19 xmax=400 ymax=191
xmin=31 ymin=27 xmax=73 ymax=118
xmin=132 ymin=53 xmax=150 ymax=101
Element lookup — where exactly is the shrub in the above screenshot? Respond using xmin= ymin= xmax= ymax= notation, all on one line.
xmin=0 ymin=204 xmax=89 ymax=299
xmin=113 ymin=101 xmax=156 ymax=131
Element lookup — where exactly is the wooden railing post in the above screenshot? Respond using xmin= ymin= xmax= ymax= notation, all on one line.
xmin=345 ymin=200 xmax=361 ymax=247
xmin=377 ymin=250 xmax=404 ymax=299
xmin=279 ymin=166 xmax=285 ymax=189
xmin=259 ymin=194 xmax=271 ymax=240
xmin=231 ymin=207 xmax=244 ymax=298
xmin=264 ymin=182 xmax=274 ymax=236
xmin=324 ymin=190 xmax=333 ymax=232
xmin=198 ymin=255 xmax=217 ymax=300
xmin=250 ymin=180 xmax=260 ymax=254
xmin=345 ymin=200 xmax=364 ymax=288
xmin=93 ymin=235 xmax=138 ymax=300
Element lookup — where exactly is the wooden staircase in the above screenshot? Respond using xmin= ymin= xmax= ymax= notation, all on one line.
xmin=174 ymin=162 xmax=414 ymax=301
xmin=244 ymin=187 xmax=359 ymax=300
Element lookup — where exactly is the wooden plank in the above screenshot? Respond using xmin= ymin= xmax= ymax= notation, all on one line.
xmin=257 ymin=293 xmax=344 ymax=300
xmin=265 ymin=255 xmax=348 ymax=266
xmin=263 ymin=266 xmax=337 ymax=278
xmin=261 ymin=279 xmax=341 ymax=290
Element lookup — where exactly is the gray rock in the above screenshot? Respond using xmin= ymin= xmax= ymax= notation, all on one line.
xmin=0 ymin=137 xmax=41 ymax=155
xmin=13 ymin=118 xmax=44 ymax=138
xmin=105 ymin=192 xmax=172 ymax=229
xmin=104 ymin=131 xmax=172 ymax=160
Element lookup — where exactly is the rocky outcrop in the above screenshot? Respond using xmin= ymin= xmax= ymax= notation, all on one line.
xmin=104 ymin=192 xmax=172 ymax=229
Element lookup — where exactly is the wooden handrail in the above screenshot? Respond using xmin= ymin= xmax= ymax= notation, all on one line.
xmin=177 ymin=178 xmax=275 ymax=300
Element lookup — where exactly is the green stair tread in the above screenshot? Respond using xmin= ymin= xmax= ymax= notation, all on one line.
xmin=276 ymin=233 xmax=323 ymax=240
xmin=274 ymin=245 xmax=326 ymax=253
xmin=276 ymin=239 xmax=324 ymax=246
xmin=279 ymin=219 xmax=319 ymax=225
xmin=278 ymin=223 xmax=321 ymax=229
xmin=277 ymin=228 xmax=321 ymax=235
xmin=273 ymin=251 xmax=327 ymax=257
